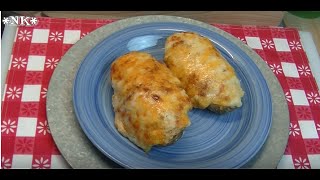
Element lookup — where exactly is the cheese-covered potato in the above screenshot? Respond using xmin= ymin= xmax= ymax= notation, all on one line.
xmin=111 ymin=51 xmax=192 ymax=152
xmin=164 ymin=32 xmax=244 ymax=113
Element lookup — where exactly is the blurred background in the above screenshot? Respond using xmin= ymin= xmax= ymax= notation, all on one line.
xmin=2 ymin=11 xmax=320 ymax=53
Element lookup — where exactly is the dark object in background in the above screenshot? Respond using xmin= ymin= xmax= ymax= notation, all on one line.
xmin=1 ymin=23 xmax=4 ymax=37
xmin=1 ymin=11 xmax=20 ymax=37
xmin=1 ymin=11 xmax=41 ymax=37
xmin=288 ymin=11 xmax=320 ymax=19
xmin=1 ymin=12 xmax=5 ymax=37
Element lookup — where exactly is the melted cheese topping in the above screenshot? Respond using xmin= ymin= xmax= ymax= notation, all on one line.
xmin=164 ymin=32 xmax=244 ymax=109
xmin=111 ymin=52 xmax=192 ymax=151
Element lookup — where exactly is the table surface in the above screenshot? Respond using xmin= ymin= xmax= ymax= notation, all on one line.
xmin=11 ymin=11 xmax=284 ymax=26
xmin=46 ymin=16 xmax=289 ymax=169
xmin=1 ymin=15 xmax=320 ymax=169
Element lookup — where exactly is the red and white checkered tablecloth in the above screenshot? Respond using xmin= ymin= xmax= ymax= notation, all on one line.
xmin=1 ymin=17 xmax=319 ymax=169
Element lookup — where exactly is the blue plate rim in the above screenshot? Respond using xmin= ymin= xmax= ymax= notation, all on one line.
xmin=45 ymin=15 xmax=289 ymax=169
xmin=72 ymin=21 xmax=272 ymax=168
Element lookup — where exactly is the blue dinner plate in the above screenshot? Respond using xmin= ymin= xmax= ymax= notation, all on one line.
xmin=73 ymin=22 xmax=272 ymax=168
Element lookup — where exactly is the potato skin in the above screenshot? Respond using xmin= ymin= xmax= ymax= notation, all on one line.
xmin=164 ymin=32 xmax=244 ymax=113
xmin=111 ymin=51 xmax=192 ymax=151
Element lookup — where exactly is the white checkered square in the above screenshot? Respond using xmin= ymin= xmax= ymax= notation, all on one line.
xmin=31 ymin=29 xmax=49 ymax=43
xmin=308 ymin=155 xmax=320 ymax=168
xmin=245 ymin=36 xmax=263 ymax=49
xmin=51 ymin=155 xmax=70 ymax=169
xmin=12 ymin=155 xmax=33 ymax=169
xmin=16 ymin=117 xmax=37 ymax=137
xmin=290 ymin=89 xmax=309 ymax=106
xmin=277 ymin=155 xmax=295 ymax=169
xmin=299 ymin=121 xmax=319 ymax=139
xmin=273 ymin=38 xmax=291 ymax=52
xmin=281 ymin=62 xmax=299 ymax=78
xmin=27 ymin=56 xmax=45 ymax=71
xmin=21 ymin=85 xmax=41 ymax=102
xmin=63 ymin=30 xmax=81 ymax=44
